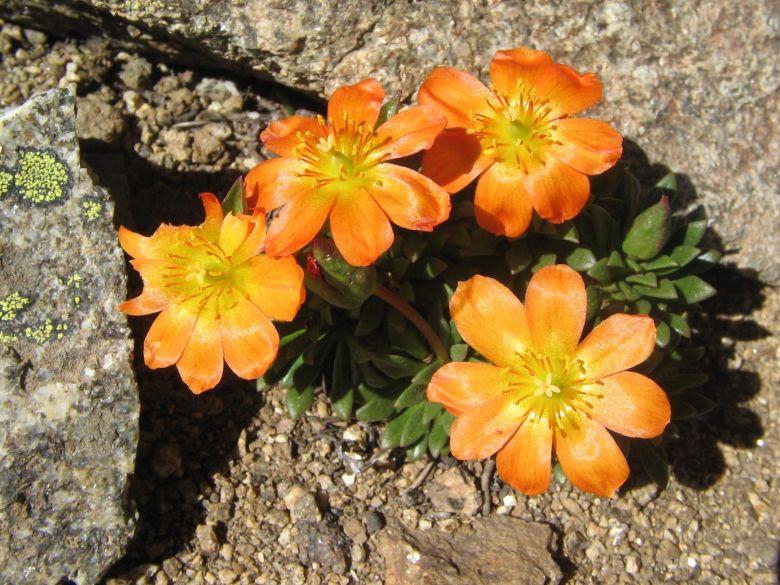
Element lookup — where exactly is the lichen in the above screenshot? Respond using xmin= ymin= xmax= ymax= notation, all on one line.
xmin=12 ymin=149 xmax=71 ymax=205
xmin=82 ymin=198 xmax=104 ymax=221
xmin=0 ymin=291 xmax=31 ymax=321
xmin=0 ymin=170 xmax=12 ymax=198
xmin=23 ymin=319 xmax=69 ymax=344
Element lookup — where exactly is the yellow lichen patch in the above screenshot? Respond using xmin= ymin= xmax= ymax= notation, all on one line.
xmin=23 ymin=319 xmax=69 ymax=344
xmin=0 ymin=170 xmax=12 ymax=198
xmin=0 ymin=291 xmax=31 ymax=321
xmin=13 ymin=149 xmax=70 ymax=205
xmin=82 ymin=198 xmax=104 ymax=221
xmin=63 ymin=272 xmax=83 ymax=306
xmin=0 ymin=331 xmax=17 ymax=344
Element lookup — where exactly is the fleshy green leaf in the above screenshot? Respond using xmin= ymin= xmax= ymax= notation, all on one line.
xmin=356 ymin=398 xmax=396 ymax=422
xmin=372 ymin=354 xmax=425 ymax=379
xmin=673 ymin=275 xmax=716 ymax=304
xmin=670 ymin=245 xmax=701 ymax=268
xmin=681 ymin=220 xmax=707 ymax=247
xmin=668 ymin=313 xmax=691 ymax=338
xmin=382 ymin=402 xmax=427 ymax=448
xmin=622 ymin=196 xmax=672 ymax=259
xmin=506 ymin=240 xmax=532 ymax=275
xmin=286 ymin=385 xmax=315 ymax=420
xmin=376 ymin=93 xmax=400 ymax=127
xmin=406 ymin=434 xmax=429 ymax=460
xmin=449 ymin=343 xmax=469 ymax=362
xmin=635 ymin=278 xmax=678 ymax=300
xmin=394 ymin=384 xmax=426 ymax=409
xmin=635 ymin=440 xmax=669 ymax=488
xmin=330 ymin=343 xmax=354 ymax=419
xmin=566 ymin=247 xmax=597 ymax=272
xmin=656 ymin=321 xmax=671 ymax=348
xmin=221 ymin=176 xmax=245 ymax=215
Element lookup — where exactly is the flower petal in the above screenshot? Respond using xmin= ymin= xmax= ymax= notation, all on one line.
xmin=588 ymin=372 xmax=671 ymax=438
xmin=554 ymin=412 xmax=629 ymax=497
xmin=117 ymin=225 xmax=149 ymax=259
xmin=329 ymin=190 xmax=394 ymax=266
xmin=260 ymin=115 xmax=322 ymax=158
xmin=449 ymin=397 xmax=522 ymax=460
xmin=265 ymin=188 xmax=336 ymax=257
xmin=450 ymin=275 xmax=532 ymax=368
xmin=418 ymin=66 xmax=493 ymax=129
xmin=495 ymin=419 xmax=553 ymax=495
xmin=219 ymin=212 xmax=253 ymax=257
xmin=575 ymin=314 xmax=656 ymax=378
xmin=220 ymin=291 xmax=279 ymax=380
xmin=176 ymin=303 xmax=224 ymax=393
xmin=427 ymin=362 xmax=511 ymax=416
xmin=233 ymin=255 xmax=305 ymax=321
xmin=200 ymin=193 xmax=224 ymax=240
xmin=230 ymin=211 xmax=267 ymax=266
xmin=143 ymin=303 xmax=197 ymax=369
xmin=490 ymin=47 xmax=553 ymax=99
xmin=328 ymin=79 xmax=384 ymax=130
xmin=525 ymin=265 xmax=586 ymax=357
xmin=548 ymin=118 xmax=623 ymax=175
xmin=421 ymin=128 xmax=493 ymax=193
xmin=535 ymin=64 xmax=603 ymax=117
xmin=526 ymin=157 xmax=591 ymax=223
xmin=366 ymin=163 xmax=451 ymax=231
xmin=244 ymin=157 xmax=314 ymax=213
xmin=372 ymin=105 xmax=446 ymax=161
xmin=117 ymin=289 xmax=168 ymax=316
xmin=474 ymin=162 xmax=533 ymax=238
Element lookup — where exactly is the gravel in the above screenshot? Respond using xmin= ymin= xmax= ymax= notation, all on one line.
xmin=1 ymin=20 xmax=777 ymax=585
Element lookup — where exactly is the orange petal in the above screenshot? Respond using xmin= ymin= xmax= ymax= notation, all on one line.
xmin=372 ymin=105 xmax=446 ymax=161
xmin=449 ymin=397 xmax=521 ymax=460
xmin=117 ymin=225 xmax=150 ymax=259
xmin=200 ymin=193 xmax=224 ymax=241
xmin=421 ymin=129 xmax=493 ymax=193
xmin=525 ymin=265 xmax=586 ymax=357
xmin=264 ymin=189 xmax=336 ymax=257
xmin=535 ymin=64 xmax=602 ymax=117
xmin=233 ymin=255 xmax=306 ymax=322
xmin=260 ymin=115 xmax=321 ymax=158
xmin=427 ymin=362 xmax=511 ymax=416
xmin=244 ymin=157 xmax=314 ymax=213
xmin=143 ymin=303 xmax=198 ymax=369
xmin=474 ymin=162 xmax=533 ymax=238
xmin=230 ymin=211 xmax=267 ymax=266
xmin=575 ymin=314 xmax=656 ymax=378
xmin=450 ymin=275 xmax=531 ymax=368
xmin=554 ymin=412 xmax=629 ymax=497
xmin=117 ymin=289 xmax=168 ymax=316
xmin=418 ymin=67 xmax=492 ymax=129
xmin=219 ymin=212 xmax=252 ymax=256
xmin=327 ymin=79 xmax=384 ymax=130
xmin=489 ymin=47 xmax=553 ymax=99
xmin=495 ymin=419 xmax=553 ymax=495
xmin=366 ymin=164 xmax=451 ymax=231
xmin=588 ymin=372 xmax=671 ymax=438
xmin=527 ymin=157 xmax=591 ymax=223
xmin=548 ymin=118 xmax=623 ymax=175
xmin=329 ymin=190 xmax=393 ymax=266
xmin=176 ymin=304 xmax=224 ymax=393
xmin=220 ymin=291 xmax=279 ymax=380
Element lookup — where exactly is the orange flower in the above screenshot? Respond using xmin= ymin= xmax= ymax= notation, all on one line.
xmin=427 ymin=265 xmax=670 ymax=496
xmin=118 ymin=193 xmax=305 ymax=393
xmin=418 ymin=47 xmax=623 ymax=238
xmin=244 ymin=79 xmax=451 ymax=266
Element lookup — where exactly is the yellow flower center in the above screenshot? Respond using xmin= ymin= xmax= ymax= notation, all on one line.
xmin=469 ymin=86 xmax=562 ymax=172
xmin=506 ymin=351 xmax=602 ymax=434
xmin=293 ymin=116 xmax=386 ymax=191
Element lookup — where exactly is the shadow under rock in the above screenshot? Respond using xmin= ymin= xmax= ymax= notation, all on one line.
xmin=619 ymin=139 xmax=769 ymax=492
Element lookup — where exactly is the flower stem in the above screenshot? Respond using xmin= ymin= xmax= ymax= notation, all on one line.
xmin=374 ymin=284 xmax=449 ymax=365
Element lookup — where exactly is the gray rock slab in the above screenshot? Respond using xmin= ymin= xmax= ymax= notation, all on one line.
xmin=0 ymin=89 xmax=139 ymax=585
xmin=1 ymin=1 xmax=777 ymax=283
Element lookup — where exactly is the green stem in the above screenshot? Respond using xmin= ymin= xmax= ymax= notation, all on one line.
xmin=374 ymin=284 xmax=449 ymax=365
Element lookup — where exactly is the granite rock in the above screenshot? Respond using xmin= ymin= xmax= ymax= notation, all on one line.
xmin=0 ymin=88 xmax=139 ymax=584
xmin=1 ymin=1 xmax=778 ymax=282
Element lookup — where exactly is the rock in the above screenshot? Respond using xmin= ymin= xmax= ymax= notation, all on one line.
xmin=76 ymin=92 xmax=125 ymax=144
xmin=423 ymin=467 xmax=480 ymax=516
xmin=282 ymin=484 xmax=321 ymax=523
xmin=364 ymin=509 xmax=385 ymax=535
xmin=195 ymin=524 xmax=220 ymax=558
xmin=2 ymin=1 xmax=776 ymax=282
xmin=191 ymin=123 xmax=230 ymax=164
xmin=376 ymin=516 xmax=562 ymax=585
xmin=295 ymin=518 xmax=350 ymax=575
xmin=0 ymin=89 xmax=139 ymax=584
xmin=119 ymin=56 xmax=153 ymax=90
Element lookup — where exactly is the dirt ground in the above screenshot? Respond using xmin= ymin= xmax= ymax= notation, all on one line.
xmin=1 ymin=21 xmax=778 ymax=585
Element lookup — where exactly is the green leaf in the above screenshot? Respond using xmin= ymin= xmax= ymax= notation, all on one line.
xmin=406 ymin=434 xmax=429 ymax=460
xmin=531 ymin=252 xmax=557 ymax=272
xmin=617 ymin=281 xmax=641 ymax=302
xmin=656 ymin=321 xmax=671 ymax=348
xmin=382 ymin=403 xmax=427 ymax=448
xmin=673 ymin=392 xmax=716 ymax=416
xmin=670 ymin=245 xmax=701 ymax=268
xmin=626 ymin=272 xmax=658 ymax=287
xmin=428 ymin=410 xmax=455 ymax=457
xmin=681 ymin=220 xmax=707 ymax=247
xmin=589 ymin=204 xmax=616 ymax=256
xmin=394 ymin=384 xmax=426 ymax=408
xmin=449 ymin=343 xmax=469 ymax=362
xmin=412 ymin=362 xmax=440 ymax=385
xmin=668 ymin=313 xmax=691 ymax=338
xmin=422 ymin=401 xmax=441 ymax=425
xmin=402 ymin=234 xmax=428 ymax=261
xmin=673 ymin=275 xmax=716 ymax=304
xmin=286 ymin=385 xmax=315 ymax=420
xmin=354 ymin=297 xmax=386 ymax=336
xmin=460 ymin=229 xmax=498 ymax=257
xmin=330 ymin=343 xmax=354 ymax=419
xmin=566 ymin=247 xmax=597 ymax=272
xmin=506 ymin=240 xmax=532 ymax=275
xmin=221 ymin=176 xmax=246 ymax=215
xmin=634 ymin=278 xmax=678 ymax=300
xmin=587 ymin=258 xmax=613 ymax=284
xmin=643 ymin=255 xmax=679 ymax=272
xmin=635 ymin=440 xmax=669 ymax=488
xmin=356 ymin=398 xmax=396 ymax=422
xmin=653 ymin=172 xmax=677 ymax=193
xmin=622 ymin=196 xmax=672 ymax=259
xmin=346 ymin=335 xmax=374 ymax=363
xmin=585 ymin=286 xmax=602 ymax=322
xmin=372 ymin=354 xmax=424 ymax=379
xmin=358 ymin=360 xmax=389 ymax=388
xmin=376 ymin=93 xmax=400 ymax=127
xmin=391 ymin=257 xmax=410 ymax=280
xmin=664 ymin=373 xmax=709 ymax=393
